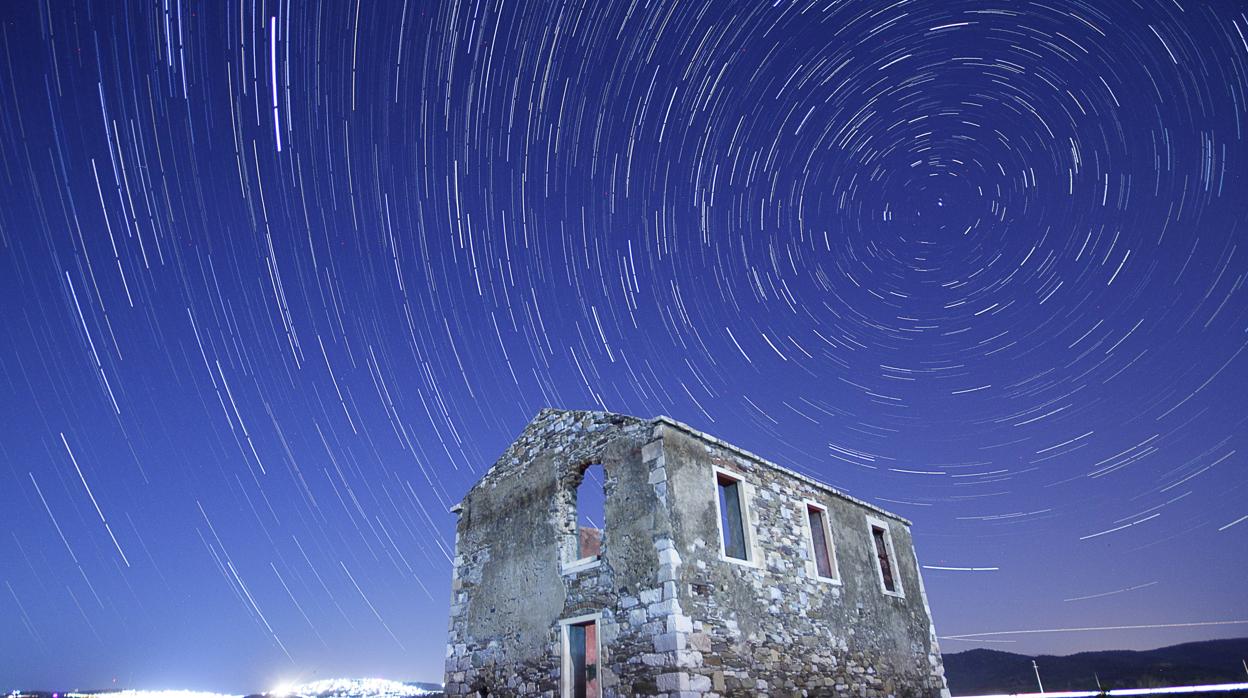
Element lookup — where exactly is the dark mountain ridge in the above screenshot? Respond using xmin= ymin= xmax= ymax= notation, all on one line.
xmin=943 ymin=637 xmax=1248 ymax=695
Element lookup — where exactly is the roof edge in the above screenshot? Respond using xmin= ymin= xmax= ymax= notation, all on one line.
xmin=450 ymin=407 xmax=912 ymax=525
xmin=449 ymin=407 xmax=645 ymax=511
xmin=652 ymin=415 xmax=912 ymax=526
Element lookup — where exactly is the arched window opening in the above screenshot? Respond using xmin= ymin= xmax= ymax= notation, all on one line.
xmin=576 ymin=463 xmax=605 ymax=560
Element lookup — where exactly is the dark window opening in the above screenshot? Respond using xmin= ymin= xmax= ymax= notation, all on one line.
xmin=872 ymin=526 xmax=896 ymax=592
xmin=576 ymin=464 xmax=605 ymax=559
xmin=717 ymin=473 xmax=747 ymax=560
xmin=566 ymin=620 xmax=600 ymax=698
xmin=808 ymin=505 xmax=835 ymax=578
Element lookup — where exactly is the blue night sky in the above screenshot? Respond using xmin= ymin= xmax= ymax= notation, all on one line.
xmin=1 ymin=0 xmax=1246 ymax=691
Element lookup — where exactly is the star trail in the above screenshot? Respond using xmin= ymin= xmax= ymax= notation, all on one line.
xmin=0 ymin=0 xmax=1246 ymax=690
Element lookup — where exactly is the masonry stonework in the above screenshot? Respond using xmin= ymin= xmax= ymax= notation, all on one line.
xmin=444 ymin=408 xmax=950 ymax=698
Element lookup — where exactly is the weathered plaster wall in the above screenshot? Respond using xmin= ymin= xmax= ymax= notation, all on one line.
xmin=445 ymin=409 xmax=687 ymax=697
xmin=659 ymin=422 xmax=949 ymax=698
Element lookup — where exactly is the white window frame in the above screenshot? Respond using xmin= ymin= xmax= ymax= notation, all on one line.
xmin=711 ymin=465 xmax=758 ymax=568
xmin=865 ymin=515 xmax=904 ymax=598
xmin=566 ymin=554 xmax=604 ymax=576
xmin=561 ymin=555 xmax=602 ymax=575
xmin=559 ymin=612 xmax=603 ymax=698
xmin=801 ymin=499 xmax=841 ymax=584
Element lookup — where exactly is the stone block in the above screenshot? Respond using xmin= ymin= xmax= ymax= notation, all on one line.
xmin=642 ymin=440 xmax=663 ymax=461
xmin=654 ymin=631 xmax=686 ymax=652
xmin=642 ymin=652 xmax=668 ymax=666
xmin=647 ymin=598 xmax=681 ymax=617
xmin=659 ymin=563 xmax=680 ymax=582
xmin=663 ymin=580 xmax=678 ymax=599
xmin=666 ymin=613 xmax=693 ymax=633
xmin=658 ymin=547 xmax=682 ymax=566
xmin=674 ymin=649 xmax=703 ymax=667
xmin=657 ymin=672 xmax=690 ymax=691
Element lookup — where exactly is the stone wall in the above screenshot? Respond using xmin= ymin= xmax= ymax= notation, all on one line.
xmin=657 ymin=420 xmax=949 ymax=698
xmin=444 ymin=409 xmax=691 ymax=697
xmin=443 ymin=409 xmax=949 ymax=698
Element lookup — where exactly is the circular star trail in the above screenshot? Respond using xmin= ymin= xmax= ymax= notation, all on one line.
xmin=0 ymin=0 xmax=1246 ymax=689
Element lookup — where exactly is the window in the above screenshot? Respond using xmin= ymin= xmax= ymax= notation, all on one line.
xmin=560 ymin=614 xmax=601 ymax=698
xmin=576 ymin=463 xmax=605 ymax=560
xmin=564 ymin=464 xmax=604 ymax=572
xmin=866 ymin=516 xmax=904 ymax=596
xmin=872 ymin=527 xmax=894 ymax=590
xmin=714 ymin=468 xmax=752 ymax=563
xmin=804 ymin=502 xmax=839 ymax=581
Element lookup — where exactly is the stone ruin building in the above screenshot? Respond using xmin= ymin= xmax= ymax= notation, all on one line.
xmin=444 ymin=408 xmax=950 ymax=698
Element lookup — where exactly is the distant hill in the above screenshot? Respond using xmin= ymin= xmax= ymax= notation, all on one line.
xmin=943 ymin=638 xmax=1248 ymax=696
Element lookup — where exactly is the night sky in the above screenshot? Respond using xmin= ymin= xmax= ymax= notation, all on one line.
xmin=2 ymin=0 xmax=1247 ymax=691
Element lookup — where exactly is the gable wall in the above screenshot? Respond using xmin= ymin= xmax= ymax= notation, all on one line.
xmin=445 ymin=410 xmax=686 ymax=697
